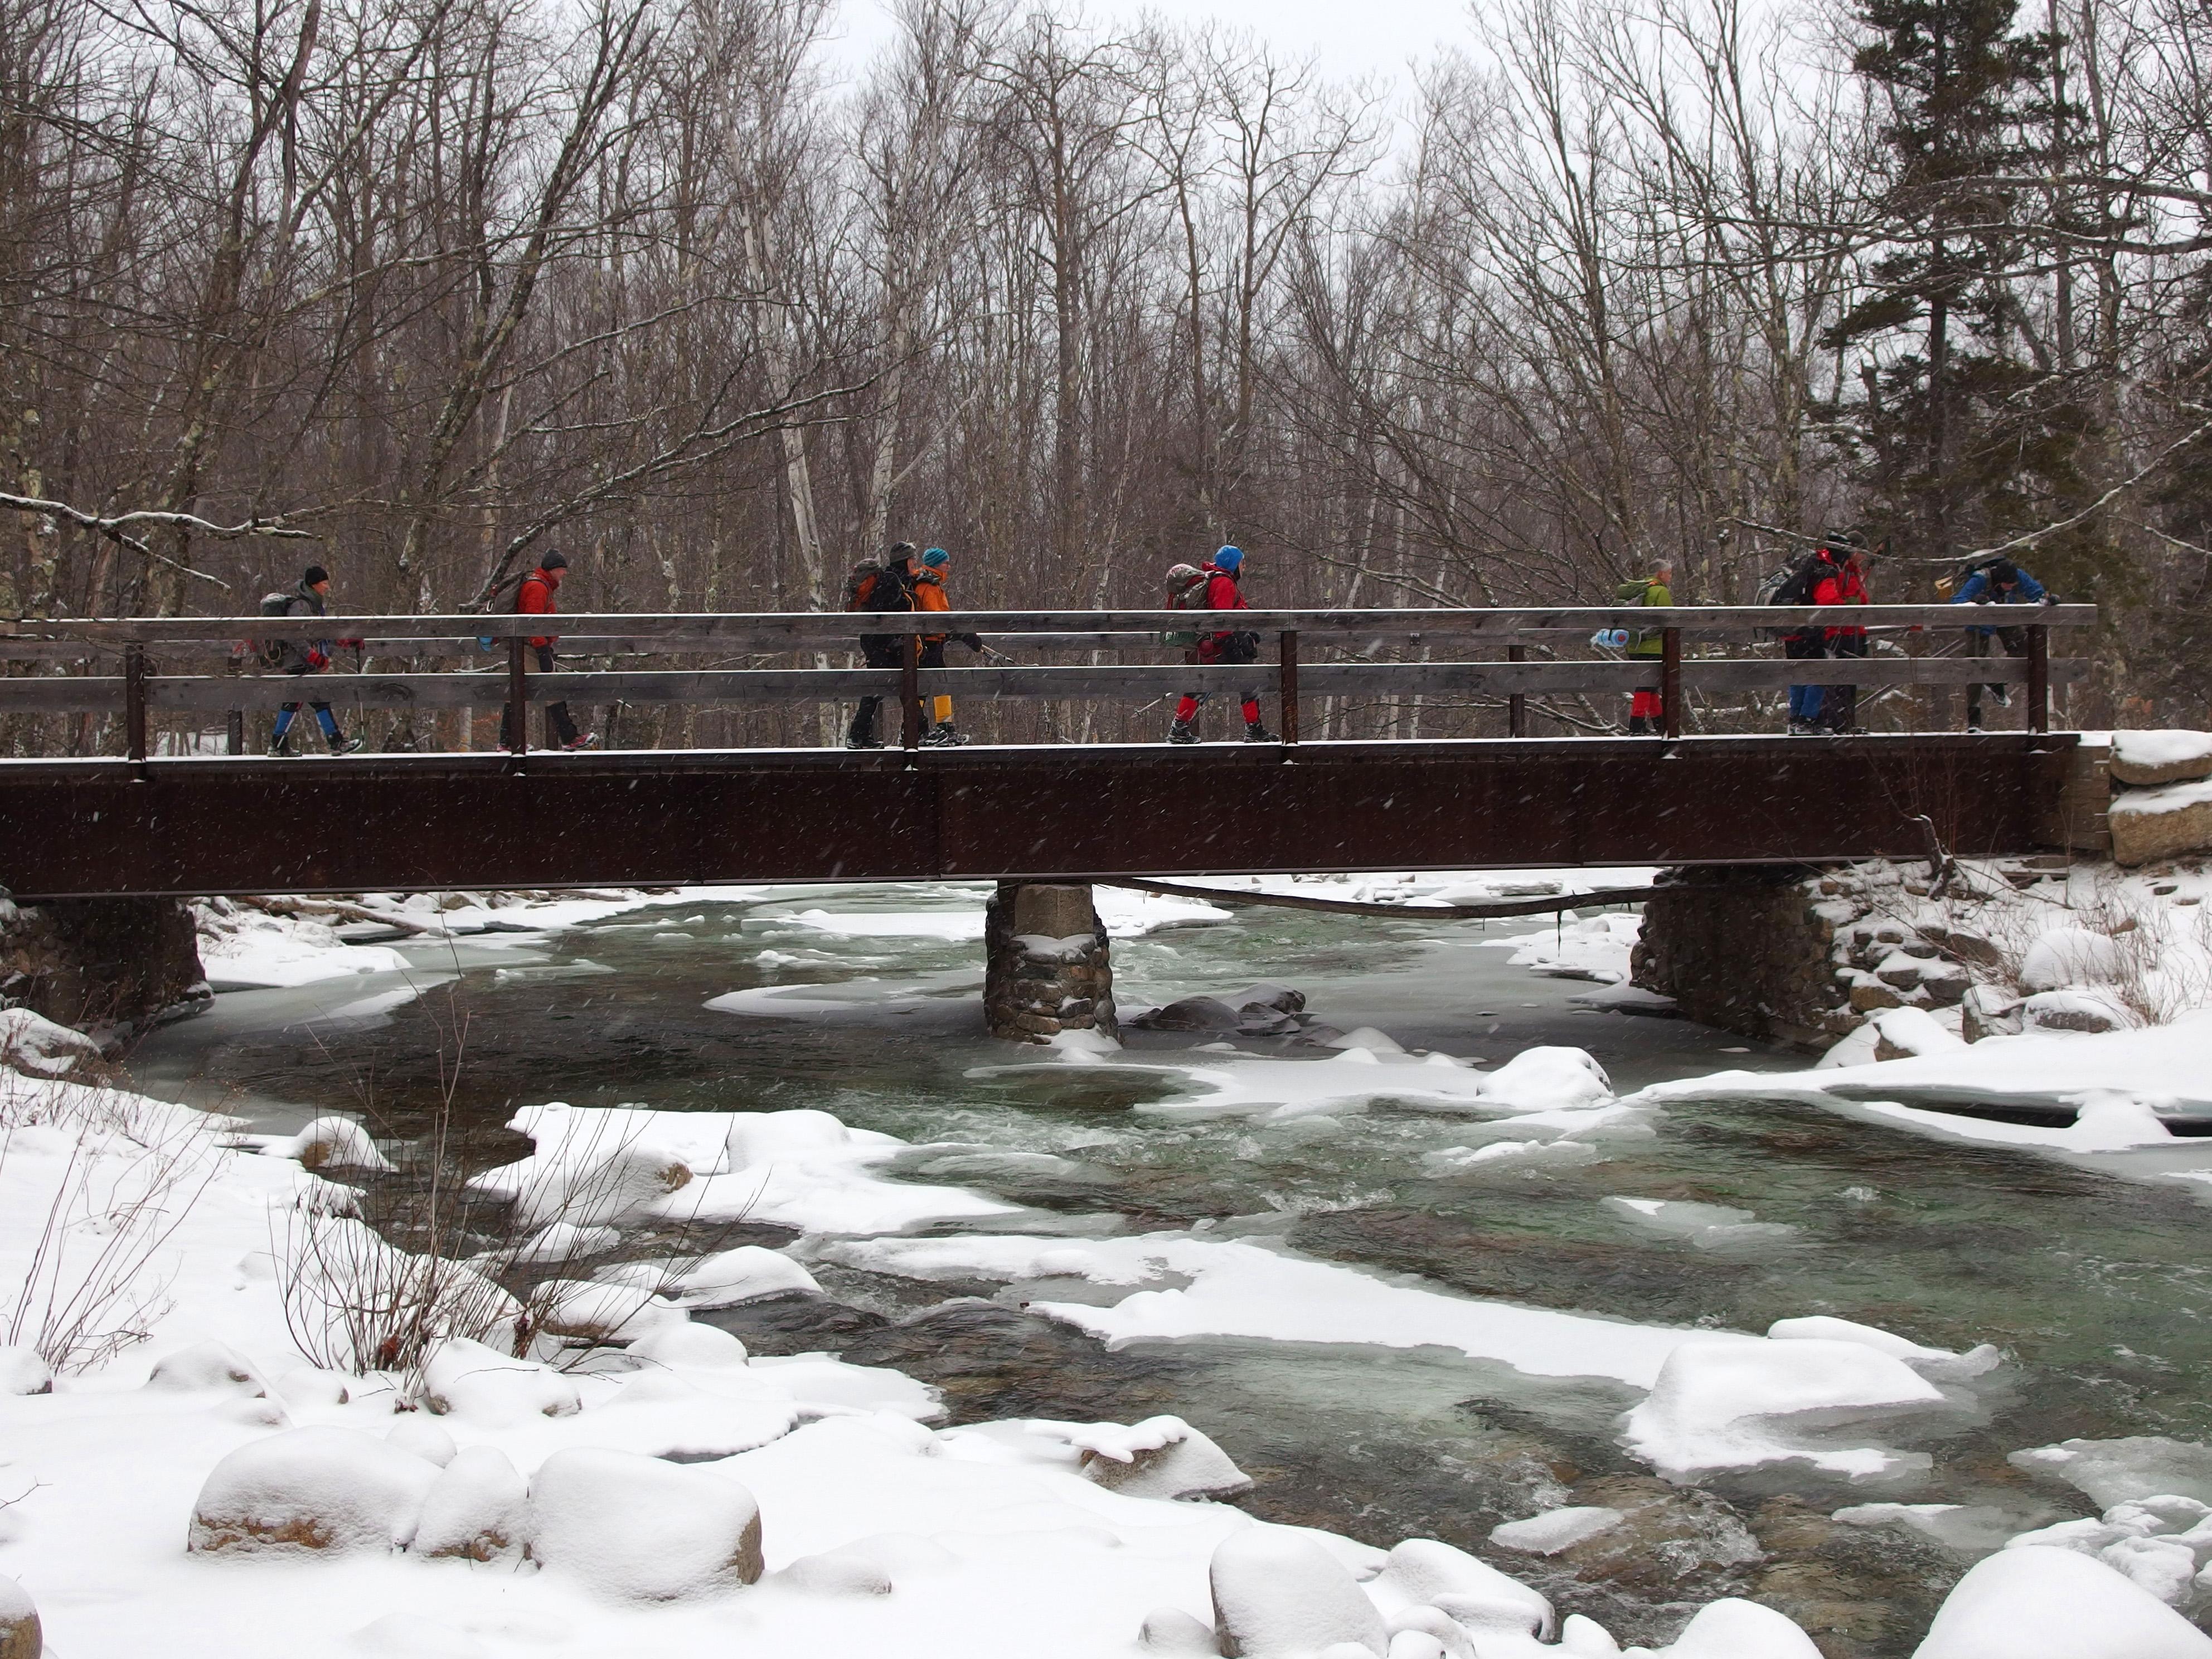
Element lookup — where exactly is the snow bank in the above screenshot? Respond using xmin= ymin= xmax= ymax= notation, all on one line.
xmin=0 ymin=1006 xmax=103 ymax=1078
xmin=1621 ymin=1336 xmax=1946 ymax=1479
xmin=192 ymin=902 xmax=408 ymax=989
xmin=1913 ymin=1544 xmax=2212 ymax=1658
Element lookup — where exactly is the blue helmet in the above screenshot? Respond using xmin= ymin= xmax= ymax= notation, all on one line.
xmin=1213 ymin=545 xmax=1243 ymax=573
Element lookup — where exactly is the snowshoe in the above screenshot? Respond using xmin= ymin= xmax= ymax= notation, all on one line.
xmin=921 ymin=723 xmax=969 ymax=747
xmin=1242 ymin=724 xmax=1278 ymax=743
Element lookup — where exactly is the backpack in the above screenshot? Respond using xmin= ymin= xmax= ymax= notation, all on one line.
xmin=836 ymin=561 xmax=889 ymax=615
xmin=1157 ymin=568 xmax=1208 ymax=647
xmin=254 ymin=590 xmax=295 ymax=668
xmin=1757 ymin=552 xmax=1822 ymax=638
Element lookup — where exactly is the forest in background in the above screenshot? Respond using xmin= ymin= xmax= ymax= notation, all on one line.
xmin=2 ymin=0 xmax=2208 ymax=746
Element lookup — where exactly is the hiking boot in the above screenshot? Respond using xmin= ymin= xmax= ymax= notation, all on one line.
xmin=1167 ymin=720 xmax=1199 ymax=745
xmin=561 ymin=731 xmax=600 ymax=751
xmin=845 ymin=731 xmax=884 ymax=750
xmin=921 ymin=722 xmax=969 ymax=747
xmin=327 ymin=734 xmax=364 ymax=755
xmin=1243 ymin=724 xmax=1278 ymax=743
xmin=270 ymin=735 xmax=297 ymax=758
xmin=1990 ymin=684 xmax=2011 ymax=706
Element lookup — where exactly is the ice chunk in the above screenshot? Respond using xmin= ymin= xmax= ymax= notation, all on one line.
xmin=1913 ymin=1544 xmax=2212 ymax=1658
xmin=2100 ymin=1535 xmax=2199 ymax=1603
xmin=1208 ymin=1527 xmax=1389 ymax=1658
xmin=1622 ymin=1337 xmax=1943 ymax=1479
xmin=2009 ymin=1437 xmax=2212 ymax=1508
xmin=188 ymin=1426 xmax=438 ymax=1555
xmin=1604 ymin=1199 xmax=1796 ymax=1251
xmin=1767 ymin=1315 xmax=2001 ymax=1381
xmin=413 ymin=1445 xmax=527 ymax=1561
xmin=1830 ymin=1503 xmax=2020 ymax=1554
xmin=526 ymin=1447 xmax=764 ymax=1600
xmin=1324 ymin=1026 xmax=1406 ymax=1054
xmin=668 ymin=1245 xmax=821 ymax=1308
xmin=1488 ymin=1505 xmax=1624 ymax=1555
xmin=419 ymin=1337 xmax=580 ymax=1425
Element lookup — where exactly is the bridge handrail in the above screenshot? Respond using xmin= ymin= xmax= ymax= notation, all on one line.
xmin=1 ymin=602 xmax=2099 ymax=648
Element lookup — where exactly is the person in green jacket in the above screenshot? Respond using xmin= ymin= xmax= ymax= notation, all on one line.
xmin=1617 ymin=565 xmax=1672 ymax=734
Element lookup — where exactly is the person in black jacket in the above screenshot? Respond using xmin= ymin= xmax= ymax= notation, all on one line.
xmin=846 ymin=544 xmax=920 ymax=749
xmin=269 ymin=565 xmax=363 ymax=755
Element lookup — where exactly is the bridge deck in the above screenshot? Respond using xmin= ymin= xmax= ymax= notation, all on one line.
xmin=0 ymin=733 xmax=2080 ymax=899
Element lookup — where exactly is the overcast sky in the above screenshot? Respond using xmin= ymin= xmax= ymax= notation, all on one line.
xmin=821 ymin=0 xmax=1480 ymax=88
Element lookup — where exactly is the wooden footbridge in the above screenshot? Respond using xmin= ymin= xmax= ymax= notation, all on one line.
xmin=0 ymin=605 xmax=2099 ymax=898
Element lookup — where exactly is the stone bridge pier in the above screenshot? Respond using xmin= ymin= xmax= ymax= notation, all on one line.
xmin=983 ymin=882 xmax=1116 ymax=1044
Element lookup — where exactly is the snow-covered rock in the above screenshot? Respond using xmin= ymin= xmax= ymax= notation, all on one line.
xmin=1039 ymin=1415 xmax=1253 ymax=1501
xmin=2020 ymin=926 xmax=2128 ymax=992
xmin=666 ymin=1245 xmax=821 ymax=1308
xmin=1630 ymin=1596 xmax=1822 ymax=1656
xmin=187 ymin=1427 xmax=439 ymax=1556
xmin=533 ymin=1279 xmax=687 ymax=1342
xmin=1912 ymin=1544 xmax=2212 ymax=1658
xmin=146 ymin=1340 xmax=269 ymax=1396
xmin=773 ymin=1543 xmax=895 ymax=1597
xmin=1622 ymin=1337 xmax=1943 ymax=1479
xmin=627 ymin=1322 xmax=749 ymax=1370
xmin=384 ymin=1417 xmax=457 ymax=1467
xmin=725 ymin=1108 xmax=853 ymax=1168
xmin=1139 ymin=1605 xmax=1221 ymax=1653
xmin=413 ymin=1445 xmax=528 ymax=1561
xmin=524 ymin=1447 xmax=764 ymax=1600
xmin=511 ymin=1221 xmax=622 ymax=1267
xmin=0 ymin=1006 xmax=103 ymax=1080
xmin=0 ymin=1347 xmax=51 ymax=1397
xmin=1478 ymin=1046 xmax=1613 ymax=1111
xmin=418 ymin=1337 xmax=579 ymax=1425
xmin=1384 ymin=1606 xmax=1477 ymax=1659
xmin=0 ymin=1575 xmax=38 ymax=1659
xmin=272 ymin=1115 xmax=392 ymax=1172
xmin=1367 ymin=1537 xmax=1553 ymax=1639
xmin=1488 ymin=1506 xmax=1624 ymax=1555
xmin=2111 ymin=729 xmax=2212 ymax=787
xmin=1208 ymin=1527 xmax=1389 ymax=1658
xmin=472 ymin=1105 xmax=695 ymax=1230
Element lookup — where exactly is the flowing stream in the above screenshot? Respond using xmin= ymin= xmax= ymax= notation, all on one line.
xmin=130 ymin=884 xmax=2212 ymax=1655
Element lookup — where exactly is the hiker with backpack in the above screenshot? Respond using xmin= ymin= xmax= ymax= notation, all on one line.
xmin=1613 ymin=564 xmax=1672 ymax=734
xmin=263 ymin=564 xmax=363 ymax=756
xmin=1167 ymin=546 xmax=1274 ymax=744
xmin=498 ymin=550 xmax=595 ymax=752
xmin=1948 ymin=557 xmax=2050 ymax=730
xmin=1810 ymin=533 xmax=1871 ymax=733
xmin=912 ymin=547 xmax=984 ymax=746
xmin=845 ymin=543 xmax=920 ymax=749
xmin=1760 ymin=544 xmax=1830 ymax=735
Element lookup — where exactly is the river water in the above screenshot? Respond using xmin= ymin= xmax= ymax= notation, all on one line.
xmin=129 ymin=884 xmax=2212 ymax=1655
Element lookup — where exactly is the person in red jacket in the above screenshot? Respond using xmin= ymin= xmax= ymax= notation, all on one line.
xmin=1168 ymin=546 xmax=1275 ymax=744
xmin=1810 ymin=535 xmax=1870 ymax=734
xmin=499 ymin=550 xmax=595 ymax=751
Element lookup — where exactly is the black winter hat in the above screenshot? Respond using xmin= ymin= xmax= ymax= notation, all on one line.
xmin=540 ymin=549 xmax=569 ymax=571
xmin=302 ymin=564 xmax=329 ymax=586
xmin=1988 ymin=560 xmax=2020 ymax=586
xmin=887 ymin=542 xmax=917 ymax=564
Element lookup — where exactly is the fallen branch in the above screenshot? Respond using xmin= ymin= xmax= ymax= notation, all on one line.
xmin=237 ymin=895 xmax=452 ymax=937
xmin=1098 ymin=876 xmax=1656 ymax=919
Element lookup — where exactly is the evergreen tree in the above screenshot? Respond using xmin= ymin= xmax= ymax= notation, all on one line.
xmin=1826 ymin=0 xmax=2084 ymax=575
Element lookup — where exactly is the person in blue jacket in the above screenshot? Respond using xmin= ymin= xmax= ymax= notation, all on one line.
xmin=1950 ymin=559 xmax=2049 ymax=730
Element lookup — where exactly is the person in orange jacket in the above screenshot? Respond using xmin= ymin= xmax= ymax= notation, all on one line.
xmin=499 ymin=550 xmax=595 ymax=751
xmin=913 ymin=547 xmax=984 ymax=746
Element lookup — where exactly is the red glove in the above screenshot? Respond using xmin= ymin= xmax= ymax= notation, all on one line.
xmin=305 ymin=648 xmax=329 ymax=671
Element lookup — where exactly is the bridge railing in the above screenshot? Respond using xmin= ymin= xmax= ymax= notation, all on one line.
xmin=0 ymin=604 xmax=2097 ymax=758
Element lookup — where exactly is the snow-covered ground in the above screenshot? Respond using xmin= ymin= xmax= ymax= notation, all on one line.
xmin=9 ymin=860 xmax=2210 ymax=1657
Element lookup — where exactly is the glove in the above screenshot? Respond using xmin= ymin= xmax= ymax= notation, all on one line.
xmin=962 ymin=633 xmax=984 ymax=652
xmin=305 ymin=648 xmax=329 ymax=671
